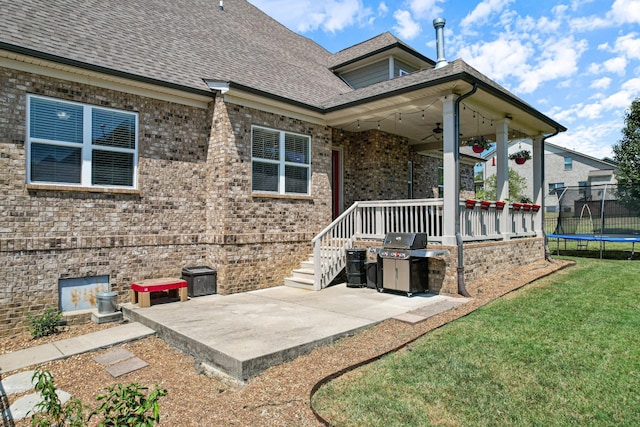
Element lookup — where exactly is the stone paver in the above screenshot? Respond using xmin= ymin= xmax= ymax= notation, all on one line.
xmin=106 ymin=357 xmax=148 ymax=378
xmin=93 ymin=348 xmax=135 ymax=366
xmin=1 ymin=370 xmax=34 ymax=395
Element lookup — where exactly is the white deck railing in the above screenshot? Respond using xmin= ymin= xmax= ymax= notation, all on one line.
xmin=312 ymin=199 xmax=538 ymax=289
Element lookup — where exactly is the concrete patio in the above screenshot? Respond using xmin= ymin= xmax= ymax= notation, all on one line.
xmin=121 ymin=284 xmax=468 ymax=382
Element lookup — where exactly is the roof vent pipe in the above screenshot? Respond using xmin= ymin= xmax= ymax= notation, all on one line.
xmin=219 ymin=0 xmax=224 ymax=10
xmin=433 ymin=17 xmax=448 ymax=69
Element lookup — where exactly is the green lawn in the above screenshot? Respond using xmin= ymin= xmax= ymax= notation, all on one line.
xmin=312 ymin=257 xmax=640 ymax=426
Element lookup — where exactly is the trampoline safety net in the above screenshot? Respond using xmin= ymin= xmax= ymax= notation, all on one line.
xmin=551 ymin=184 xmax=640 ymax=235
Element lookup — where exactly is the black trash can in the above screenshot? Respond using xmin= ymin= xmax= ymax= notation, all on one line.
xmin=181 ymin=266 xmax=217 ymax=297
xmin=365 ymin=262 xmax=378 ymax=289
xmin=345 ymin=249 xmax=366 ymax=287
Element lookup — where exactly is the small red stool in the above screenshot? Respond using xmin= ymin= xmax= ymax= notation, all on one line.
xmin=130 ymin=278 xmax=188 ymax=308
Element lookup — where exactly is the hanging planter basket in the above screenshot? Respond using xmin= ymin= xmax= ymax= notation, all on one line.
xmin=523 ymin=203 xmax=533 ymax=211
xmin=532 ymin=204 xmax=541 ymax=212
xmin=480 ymin=200 xmax=491 ymax=210
xmin=465 ymin=199 xmax=477 ymax=209
xmin=469 ymin=138 xmax=491 ymax=154
xmin=512 ymin=202 xmax=522 ymax=211
xmin=509 ymin=149 xmax=531 ymax=165
xmin=495 ymin=201 xmax=506 ymax=210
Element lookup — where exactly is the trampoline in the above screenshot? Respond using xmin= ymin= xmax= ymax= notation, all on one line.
xmin=547 ymin=233 xmax=639 ymax=259
xmin=547 ymin=184 xmax=640 ymax=259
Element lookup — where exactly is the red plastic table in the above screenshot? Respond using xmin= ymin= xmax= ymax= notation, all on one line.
xmin=130 ymin=277 xmax=187 ymax=307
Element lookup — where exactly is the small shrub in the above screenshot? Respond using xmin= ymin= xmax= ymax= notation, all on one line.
xmin=90 ymin=383 xmax=168 ymax=427
xmin=29 ymin=368 xmax=167 ymax=427
xmin=30 ymin=369 xmax=88 ymax=427
xmin=27 ymin=308 xmax=63 ymax=338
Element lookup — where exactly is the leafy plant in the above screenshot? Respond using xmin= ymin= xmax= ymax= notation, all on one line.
xmin=89 ymin=383 xmax=168 ymax=427
xmin=27 ymin=308 xmax=63 ymax=338
xmin=509 ymin=149 xmax=531 ymax=160
xmin=468 ymin=137 xmax=492 ymax=151
xmin=612 ymin=98 xmax=640 ymax=213
xmin=28 ymin=368 xmax=167 ymax=427
xmin=30 ymin=369 xmax=88 ymax=427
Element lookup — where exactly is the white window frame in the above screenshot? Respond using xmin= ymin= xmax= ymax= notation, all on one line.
xmin=26 ymin=95 xmax=138 ymax=189
xmin=564 ymin=156 xmax=573 ymax=171
xmin=251 ymin=125 xmax=311 ymax=196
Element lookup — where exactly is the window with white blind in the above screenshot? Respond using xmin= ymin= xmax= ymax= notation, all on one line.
xmin=27 ymin=95 xmax=138 ymax=188
xmin=251 ymin=126 xmax=310 ymax=195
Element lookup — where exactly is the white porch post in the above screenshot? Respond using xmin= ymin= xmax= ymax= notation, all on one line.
xmin=495 ymin=119 xmax=511 ymax=239
xmin=442 ymin=94 xmax=458 ymax=246
xmin=532 ymin=134 xmax=545 ymax=236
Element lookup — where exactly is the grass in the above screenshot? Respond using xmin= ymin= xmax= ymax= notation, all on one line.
xmin=312 ymin=257 xmax=640 ymax=426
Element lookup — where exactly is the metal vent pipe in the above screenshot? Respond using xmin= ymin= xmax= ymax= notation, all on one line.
xmin=433 ymin=18 xmax=448 ymax=69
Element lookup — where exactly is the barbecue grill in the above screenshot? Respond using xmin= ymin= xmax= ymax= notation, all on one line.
xmin=377 ymin=232 xmax=447 ymax=296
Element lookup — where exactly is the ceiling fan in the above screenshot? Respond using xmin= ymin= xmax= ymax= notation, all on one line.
xmin=421 ymin=123 xmax=443 ymax=141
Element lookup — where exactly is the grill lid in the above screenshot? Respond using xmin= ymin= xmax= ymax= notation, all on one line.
xmin=382 ymin=232 xmax=427 ymax=249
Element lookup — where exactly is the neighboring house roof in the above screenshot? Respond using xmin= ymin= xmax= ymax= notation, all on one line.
xmin=327 ymin=32 xmax=435 ymax=70
xmin=483 ymin=140 xmax=616 ymax=170
xmin=544 ymin=141 xmax=617 ymax=169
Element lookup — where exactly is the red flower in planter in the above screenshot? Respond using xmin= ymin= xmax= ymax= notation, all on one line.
xmin=509 ymin=149 xmax=531 ymax=165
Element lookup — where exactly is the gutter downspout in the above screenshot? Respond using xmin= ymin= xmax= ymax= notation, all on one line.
xmin=542 ymin=128 xmax=561 ymax=262
xmin=454 ymin=82 xmax=477 ymax=298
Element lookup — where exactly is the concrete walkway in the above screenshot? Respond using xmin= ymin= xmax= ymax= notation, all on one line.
xmin=0 ymin=322 xmax=155 ymax=374
xmin=122 ymin=284 xmax=468 ymax=381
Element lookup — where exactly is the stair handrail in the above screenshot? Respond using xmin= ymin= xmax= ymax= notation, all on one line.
xmin=311 ymin=202 xmax=360 ymax=290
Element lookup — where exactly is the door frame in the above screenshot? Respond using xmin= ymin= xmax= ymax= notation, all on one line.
xmin=331 ymin=148 xmax=343 ymax=219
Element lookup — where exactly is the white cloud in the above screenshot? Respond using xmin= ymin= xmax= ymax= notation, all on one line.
xmin=570 ymin=0 xmax=640 ymax=30
xmin=378 ymin=2 xmax=388 ymax=16
xmin=461 ymin=0 xmax=515 ymax=29
xmin=591 ymin=77 xmax=612 ymax=89
xmin=393 ymin=9 xmax=421 ymax=39
xmin=248 ymin=0 xmax=373 ymax=33
xmin=613 ymin=33 xmax=640 ymax=60
xmin=456 ymin=35 xmax=533 ymax=84
xmin=552 ymin=120 xmax=619 ymax=159
xmin=609 ymin=0 xmax=640 ymax=24
xmin=407 ymin=0 xmax=444 ymax=20
xmin=603 ymin=56 xmax=628 ymax=75
xmin=588 ymin=56 xmax=628 ymax=75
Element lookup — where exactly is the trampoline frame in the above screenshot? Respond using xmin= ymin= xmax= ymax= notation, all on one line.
xmin=547 ymin=233 xmax=638 ymax=259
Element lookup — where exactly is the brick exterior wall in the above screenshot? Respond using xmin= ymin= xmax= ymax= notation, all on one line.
xmin=207 ymin=97 xmax=333 ymax=294
xmin=332 ymin=129 xmax=475 ymax=205
xmin=0 ymin=67 xmax=335 ymax=334
xmin=0 ymin=64 xmax=536 ymax=336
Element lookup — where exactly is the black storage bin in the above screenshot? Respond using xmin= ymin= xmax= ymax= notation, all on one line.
xmin=181 ymin=266 xmax=217 ymax=297
xmin=365 ymin=262 xmax=377 ymax=289
xmin=345 ymin=249 xmax=366 ymax=287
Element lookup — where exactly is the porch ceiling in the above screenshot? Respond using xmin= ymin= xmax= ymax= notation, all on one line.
xmin=324 ymin=79 xmax=560 ymax=152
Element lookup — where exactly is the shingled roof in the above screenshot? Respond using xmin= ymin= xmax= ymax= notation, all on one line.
xmin=0 ymin=0 xmax=349 ymax=106
xmin=327 ymin=32 xmax=435 ymax=70
xmin=0 ymin=0 xmax=566 ymax=132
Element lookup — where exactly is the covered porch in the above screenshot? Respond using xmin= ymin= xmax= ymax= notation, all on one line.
xmin=290 ymin=63 xmax=565 ymax=292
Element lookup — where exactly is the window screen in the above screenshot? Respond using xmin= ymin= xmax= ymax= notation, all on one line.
xmin=251 ymin=126 xmax=310 ymax=195
xmin=28 ymin=95 xmax=138 ymax=188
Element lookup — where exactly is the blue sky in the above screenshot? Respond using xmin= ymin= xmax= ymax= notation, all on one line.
xmin=249 ymin=0 xmax=640 ymax=160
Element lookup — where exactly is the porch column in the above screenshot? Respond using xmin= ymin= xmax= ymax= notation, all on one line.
xmin=532 ymin=134 xmax=545 ymax=236
xmin=495 ymin=118 xmax=511 ymax=239
xmin=442 ymin=94 xmax=458 ymax=246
